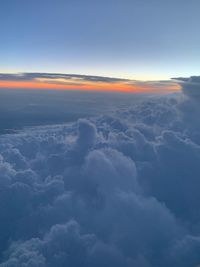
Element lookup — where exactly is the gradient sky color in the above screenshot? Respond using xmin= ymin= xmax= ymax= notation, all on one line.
xmin=0 ymin=78 xmax=180 ymax=93
xmin=1 ymin=0 xmax=200 ymax=81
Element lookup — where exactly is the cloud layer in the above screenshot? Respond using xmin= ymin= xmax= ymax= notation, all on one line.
xmin=0 ymin=72 xmax=179 ymax=93
xmin=0 ymin=73 xmax=129 ymax=84
xmin=0 ymin=88 xmax=200 ymax=266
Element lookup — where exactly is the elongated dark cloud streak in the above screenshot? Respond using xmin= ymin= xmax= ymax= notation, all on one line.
xmin=0 ymin=73 xmax=130 ymax=83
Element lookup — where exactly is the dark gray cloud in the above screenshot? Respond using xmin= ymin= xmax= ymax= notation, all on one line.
xmin=0 ymin=92 xmax=200 ymax=266
xmin=0 ymin=73 xmax=130 ymax=84
xmin=0 ymin=89 xmax=145 ymax=134
xmin=173 ymin=76 xmax=200 ymax=83
xmin=173 ymin=76 xmax=200 ymax=98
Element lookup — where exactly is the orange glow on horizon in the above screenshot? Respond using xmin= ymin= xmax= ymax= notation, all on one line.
xmin=0 ymin=80 xmax=181 ymax=93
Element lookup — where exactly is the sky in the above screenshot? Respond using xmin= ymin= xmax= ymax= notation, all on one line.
xmin=2 ymin=1 xmax=200 ymax=266
xmin=1 ymin=0 xmax=200 ymax=83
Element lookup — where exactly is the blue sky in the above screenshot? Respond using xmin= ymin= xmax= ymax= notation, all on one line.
xmin=1 ymin=0 xmax=200 ymax=80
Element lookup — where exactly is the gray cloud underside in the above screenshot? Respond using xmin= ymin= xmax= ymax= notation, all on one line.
xmin=0 ymin=73 xmax=130 ymax=83
xmin=0 ymin=88 xmax=200 ymax=266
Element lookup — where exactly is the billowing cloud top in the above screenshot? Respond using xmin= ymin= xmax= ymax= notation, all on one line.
xmin=173 ymin=76 xmax=200 ymax=98
xmin=0 ymin=90 xmax=200 ymax=266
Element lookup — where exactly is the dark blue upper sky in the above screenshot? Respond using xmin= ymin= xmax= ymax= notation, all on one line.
xmin=1 ymin=0 xmax=200 ymax=80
